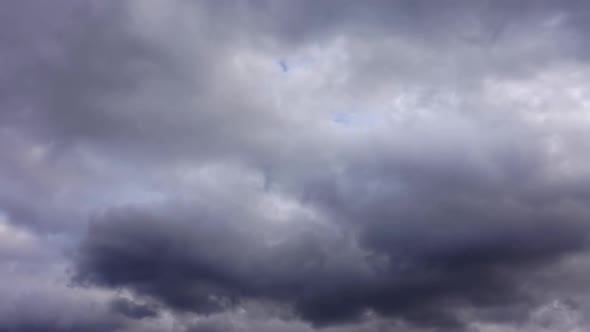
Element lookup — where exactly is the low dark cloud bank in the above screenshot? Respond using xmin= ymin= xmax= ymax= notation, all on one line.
xmin=4 ymin=1 xmax=590 ymax=331
xmin=73 ymin=158 xmax=590 ymax=328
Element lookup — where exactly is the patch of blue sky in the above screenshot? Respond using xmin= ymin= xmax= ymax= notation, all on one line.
xmin=331 ymin=111 xmax=380 ymax=129
xmin=332 ymin=112 xmax=354 ymax=125
xmin=276 ymin=56 xmax=316 ymax=73
xmin=278 ymin=58 xmax=289 ymax=72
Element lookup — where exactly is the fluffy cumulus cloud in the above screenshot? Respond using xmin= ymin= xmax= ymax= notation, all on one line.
xmin=4 ymin=0 xmax=590 ymax=331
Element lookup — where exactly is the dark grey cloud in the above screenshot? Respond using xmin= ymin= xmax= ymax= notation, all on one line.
xmin=73 ymin=201 xmax=368 ymax=319
xmin=73 ymin=161 xmax=590 ymax=328
xmin=3 ymin=1 xmax=590 ymax=331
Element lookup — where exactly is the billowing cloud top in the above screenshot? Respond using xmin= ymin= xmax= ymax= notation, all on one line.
xmin=3 ymin=1 xmax=590 ymax=331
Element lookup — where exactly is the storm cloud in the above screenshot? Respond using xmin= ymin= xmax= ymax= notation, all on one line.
xmin=4 ymin=0 xmax=590 ymax=331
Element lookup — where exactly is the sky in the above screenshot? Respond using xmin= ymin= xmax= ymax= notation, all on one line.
xmin=2 ymin=1 xmax=590 ymax=331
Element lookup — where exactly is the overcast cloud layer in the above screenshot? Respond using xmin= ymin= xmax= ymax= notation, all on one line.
xmin=4 ymin=1 xmax=590 ymax=331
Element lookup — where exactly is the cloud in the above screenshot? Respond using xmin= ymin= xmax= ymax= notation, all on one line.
xmin=3 ymin=0 xmax=590 ymax=331
xmin=109 ymin=297 xmax=159 ymax=320
xmin=73 ymin=163 xmax=590 ymax=328
xmin=0 ymin=288 xmax=123 ymax=332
